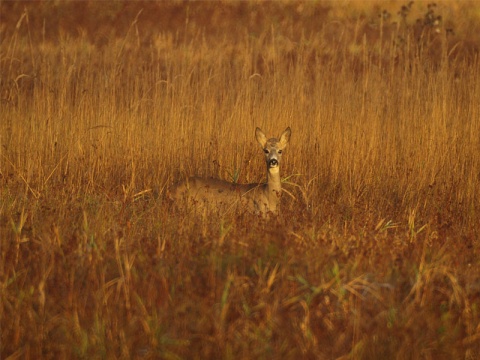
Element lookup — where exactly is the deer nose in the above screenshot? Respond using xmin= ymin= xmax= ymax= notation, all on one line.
xmin=268 ymin=159 xmax=278 ymax=167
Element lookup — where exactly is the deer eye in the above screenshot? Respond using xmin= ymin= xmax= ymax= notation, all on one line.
xmin=278 ymin=150 xmax=283 ymax=154
xmin=263 ymin=149 xmax=269 ymax=154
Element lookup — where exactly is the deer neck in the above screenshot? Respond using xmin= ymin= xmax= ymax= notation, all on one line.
xmin=266 ymin=166 xmax=282 ymax=208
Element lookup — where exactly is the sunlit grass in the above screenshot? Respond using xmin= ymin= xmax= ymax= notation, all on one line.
xmin=1 ymin=1 xmax=479 ymax=358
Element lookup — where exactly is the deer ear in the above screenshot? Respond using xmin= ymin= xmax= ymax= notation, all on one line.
xmin=255 ymin=127 xmax=268 ymax=147
xmin=279 ymin=127 xmax=291 ymax=147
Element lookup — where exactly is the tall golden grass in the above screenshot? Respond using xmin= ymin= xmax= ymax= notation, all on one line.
xmin=1 ymin=1 xmax=479 ymax=358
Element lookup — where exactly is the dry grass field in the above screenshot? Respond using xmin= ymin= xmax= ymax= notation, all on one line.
xmin=1 ymin=1 xmax=480 ymax=358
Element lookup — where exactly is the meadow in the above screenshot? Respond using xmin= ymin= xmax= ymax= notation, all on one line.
xmin=1 ymin=1 xmax=479 ymax=358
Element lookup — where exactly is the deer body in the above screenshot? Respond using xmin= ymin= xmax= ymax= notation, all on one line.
xmin=170 ymin=127 xmax=291 ymax=216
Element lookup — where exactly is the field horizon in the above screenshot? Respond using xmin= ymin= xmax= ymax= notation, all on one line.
xmin=1 ymin=1 xmax=479 ymax=359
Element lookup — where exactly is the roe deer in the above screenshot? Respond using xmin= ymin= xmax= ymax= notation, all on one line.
xmin=170 ymin=127 xmax=291 ymax=216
